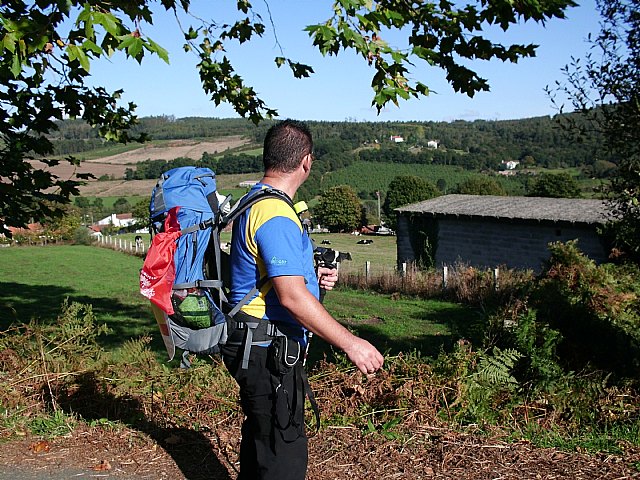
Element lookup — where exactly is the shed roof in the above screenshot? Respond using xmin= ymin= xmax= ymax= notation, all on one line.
xmin=396 ymin=194 xmax=612 ymax=225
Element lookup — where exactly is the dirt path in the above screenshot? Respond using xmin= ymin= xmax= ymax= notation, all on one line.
xmin=2 ymin=425 xmax=639 ymax=479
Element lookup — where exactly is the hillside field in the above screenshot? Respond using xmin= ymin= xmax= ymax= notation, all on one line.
xmin=0 ymin=244 xmax=471 ymax=362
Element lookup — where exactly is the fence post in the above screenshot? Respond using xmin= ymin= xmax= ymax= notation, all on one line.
xmin=493 ymin=267 xmax=500 ymax=291
xmin=442 ymin=265 xmax=448 ymax=289
xmin=401 ymin=262 xmax=407 ymax=277
xmin=365 ymin=261 xmax=371 ymax=284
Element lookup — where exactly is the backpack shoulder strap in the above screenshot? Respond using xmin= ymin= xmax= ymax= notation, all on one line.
xmin=220 ymin=187 xmax=295 ymax=229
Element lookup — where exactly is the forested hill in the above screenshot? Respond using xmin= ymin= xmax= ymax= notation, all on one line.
xmin=52 ymin=114 xmax=612 ymax=200
xmin=52 ymin=113 xmax=602 ymax=171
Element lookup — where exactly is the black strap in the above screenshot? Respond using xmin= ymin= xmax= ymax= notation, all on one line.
xmin=221 ymin=187 xmax=295 ymax=229
xmin=225 ymin=305 xmax=286 ymax=369
xmin=296 ymin=363 xmax=321 ymax=433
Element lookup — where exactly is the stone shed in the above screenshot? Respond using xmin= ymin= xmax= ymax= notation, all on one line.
xmin=396 ymin=194 xmax=611 ymax=272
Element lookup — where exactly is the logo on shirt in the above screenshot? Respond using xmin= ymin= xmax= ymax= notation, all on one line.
xmin=270 ymin=256 xmax=288 ymax=266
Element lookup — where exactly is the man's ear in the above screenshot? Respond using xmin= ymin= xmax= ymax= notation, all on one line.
xmin=302 ymin=153 xmax=312 ymax=173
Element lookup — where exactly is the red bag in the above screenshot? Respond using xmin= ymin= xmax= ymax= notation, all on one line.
xmin=140 ymin=208 xmax=181 ymax=314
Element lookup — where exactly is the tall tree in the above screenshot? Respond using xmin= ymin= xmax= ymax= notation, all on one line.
xmin=384 ymin=175 xmax=440 ymax=229
xmin=1 ymin=0 xmax=576 ymax=235
xmin=550 ymin=0 xmax=640 ymax=259
xmin=456 ymin=176 xmax=507 ymax=196
xmin=315 ymin=185 xmax=362 ymax=232
xmin=527 ymin=172 xmax=582 ymax=198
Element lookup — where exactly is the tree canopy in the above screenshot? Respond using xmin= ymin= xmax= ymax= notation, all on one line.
xmin=550 ymin=0 xmax=640 ymax=260
xmin=314 ymin=185 xmax=363 ymax=232
xmin=456 ymin=176 xmax=507 ymax=196
xmin=1 ymin=0 xmax=576 ymax=235
xmin=384 ymin=175 xmax=440 ymax=228
xmin=527 ymin=172 xmax=582 ymax=198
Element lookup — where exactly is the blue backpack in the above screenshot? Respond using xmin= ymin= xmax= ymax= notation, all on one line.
xmin=143 ymin=166 xmax=293 ymax=367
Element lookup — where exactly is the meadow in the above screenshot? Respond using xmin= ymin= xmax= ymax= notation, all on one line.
xmin=0 ymin=244 xmax=478 ymax=365
xmin=119 ymin=232 xmax=400 ymax=275
xmin=2 ymin=244 xmax=639 ymax=478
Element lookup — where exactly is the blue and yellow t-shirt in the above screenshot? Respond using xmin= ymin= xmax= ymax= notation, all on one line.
xmin=229 ymin=184 xmax=319 ymax=344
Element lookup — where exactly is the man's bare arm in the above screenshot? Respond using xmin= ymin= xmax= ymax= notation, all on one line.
xmin=270 ymin=275 xmax=384 ymax=374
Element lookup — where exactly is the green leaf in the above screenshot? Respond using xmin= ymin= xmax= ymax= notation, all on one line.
xmin=390 ymin=50 xmax=406 ymax=63
xmin=76 ymin=3 xmax=92 ymax=23
xmin=289 ymin=61 xmax=314 ymax=78
xmin=82 ymin=39 xmax=102 ymax=56
xmin=117 ymin=35 xmax=136 ymax=49
xmin=126 ymin=37 xmax=144 ymax=59
xmin=2 ymin=32 xmax=18 ymax=53
xmin=274 ymin=56 xmax=286 ymax=67
xmin=397 ymin=88 xmax=410 ymax=100
xmin=10 ymin=53 xmax=22 ymax=77
xmin=93 ymin=12 xmax=120 ymax=37
xmin=75 ymin=47 xmax=90 ymax=71
xmin=66 ymin=44 xmax=78 ymax=61
xmin=186 ymin=26 xmax=199 ymax=40
xmin=147 ymin=38 xmax=169 ymax=63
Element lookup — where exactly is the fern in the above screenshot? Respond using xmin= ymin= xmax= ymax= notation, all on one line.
xmin=474 ymin=347 xmax=523 ymax=389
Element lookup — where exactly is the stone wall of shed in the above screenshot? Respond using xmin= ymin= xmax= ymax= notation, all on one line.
xmin=397 ymin=214 xmax=608 ymax=272
xmin=396 ymin=215 xmax=414 ymax=266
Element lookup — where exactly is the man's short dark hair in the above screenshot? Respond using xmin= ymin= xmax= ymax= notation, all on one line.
xmin=263 ymin=119 xmax=313 ymax=173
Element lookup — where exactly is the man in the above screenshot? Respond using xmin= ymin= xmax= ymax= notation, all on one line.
xmin=221 ymin=120 xmax=384 ymax=480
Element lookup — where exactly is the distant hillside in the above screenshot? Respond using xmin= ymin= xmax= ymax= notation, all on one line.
xmin=52 ymin=113 xmax=605 ymax=169
xmin=38 ymin=136 xmax=254 ymax=182
xmin=49 ymin=114 xmax=611 ymax=201
xmin=83 ymin=136 xmax=249 ymax=165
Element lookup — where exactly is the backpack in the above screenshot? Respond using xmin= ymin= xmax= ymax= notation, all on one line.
xmin=139 ymin=166 xmax=294 ymax=367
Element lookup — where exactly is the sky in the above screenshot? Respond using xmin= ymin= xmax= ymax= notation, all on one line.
xmin=87 ymin=0 xmax=602 ymax=123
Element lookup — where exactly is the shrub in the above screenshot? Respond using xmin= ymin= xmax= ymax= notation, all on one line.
xmin=73 ymin=226 xmax=93 ymax=245
xmin=532 ymin=241 xmax=640 ymax=378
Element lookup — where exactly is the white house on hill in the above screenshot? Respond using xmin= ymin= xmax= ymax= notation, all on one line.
xmin=97 ymin=213 xmax=136 ymax=228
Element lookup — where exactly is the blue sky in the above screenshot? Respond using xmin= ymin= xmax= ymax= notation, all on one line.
xmin=88 ymin=0 xmax=601 ymax=123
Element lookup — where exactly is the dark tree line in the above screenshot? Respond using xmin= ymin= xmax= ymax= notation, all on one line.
xmin=53 ymin=114 xmax=606 ymax=174
xmin=124 ymin=153 xmax=263 ymax=180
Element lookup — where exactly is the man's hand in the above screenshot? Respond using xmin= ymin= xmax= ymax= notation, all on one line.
xmin=317 ymin=266 xmax=338 ymax=290
xmin=343 ymin=337 xmax=384 ymax=375
xmin=271 ymin=275 xmax=384 ymax=376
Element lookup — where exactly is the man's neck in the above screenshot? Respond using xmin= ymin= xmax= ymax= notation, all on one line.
xmin=260 ymin=173 xmax=298 ymax=199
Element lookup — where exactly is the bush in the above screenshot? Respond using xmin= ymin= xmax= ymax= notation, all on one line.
xmin=73 ymin=226 xmax=93 ymax=245
xmin=532 ymin=241 xmax=640 ymax=378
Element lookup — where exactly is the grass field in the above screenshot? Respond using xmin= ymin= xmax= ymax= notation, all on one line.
xmin=0 ymin=245 xmax=479 ymax=365
xmin=118 ymin=232 xmax=399 ymax=274
xmin=309 ymin=232 xmax=397 ymax=274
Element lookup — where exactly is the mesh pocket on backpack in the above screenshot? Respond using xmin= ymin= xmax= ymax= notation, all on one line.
xmin=171 ymin=289 xmax=212 ymax=329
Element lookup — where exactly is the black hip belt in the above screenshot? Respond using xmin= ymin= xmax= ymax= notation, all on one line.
xmin=224 ymin=307 xmax=288 ymax=369
xmin=226 ymin=309 xmax=282 ymax=344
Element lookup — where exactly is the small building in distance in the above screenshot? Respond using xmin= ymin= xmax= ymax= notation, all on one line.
xmin=501 ymin=160 xmax=520 ymax=170
xmin=97 ymin=213 xmax=136 ymax=229
xmin=239 ymin=180 xmax=259 ymax=188
xmin=396 ymin=194 xmax=611 ymax=272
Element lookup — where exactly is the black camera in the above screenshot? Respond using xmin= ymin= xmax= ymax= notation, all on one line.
xmin=313 ymin=246 xmax=352 ymax=269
